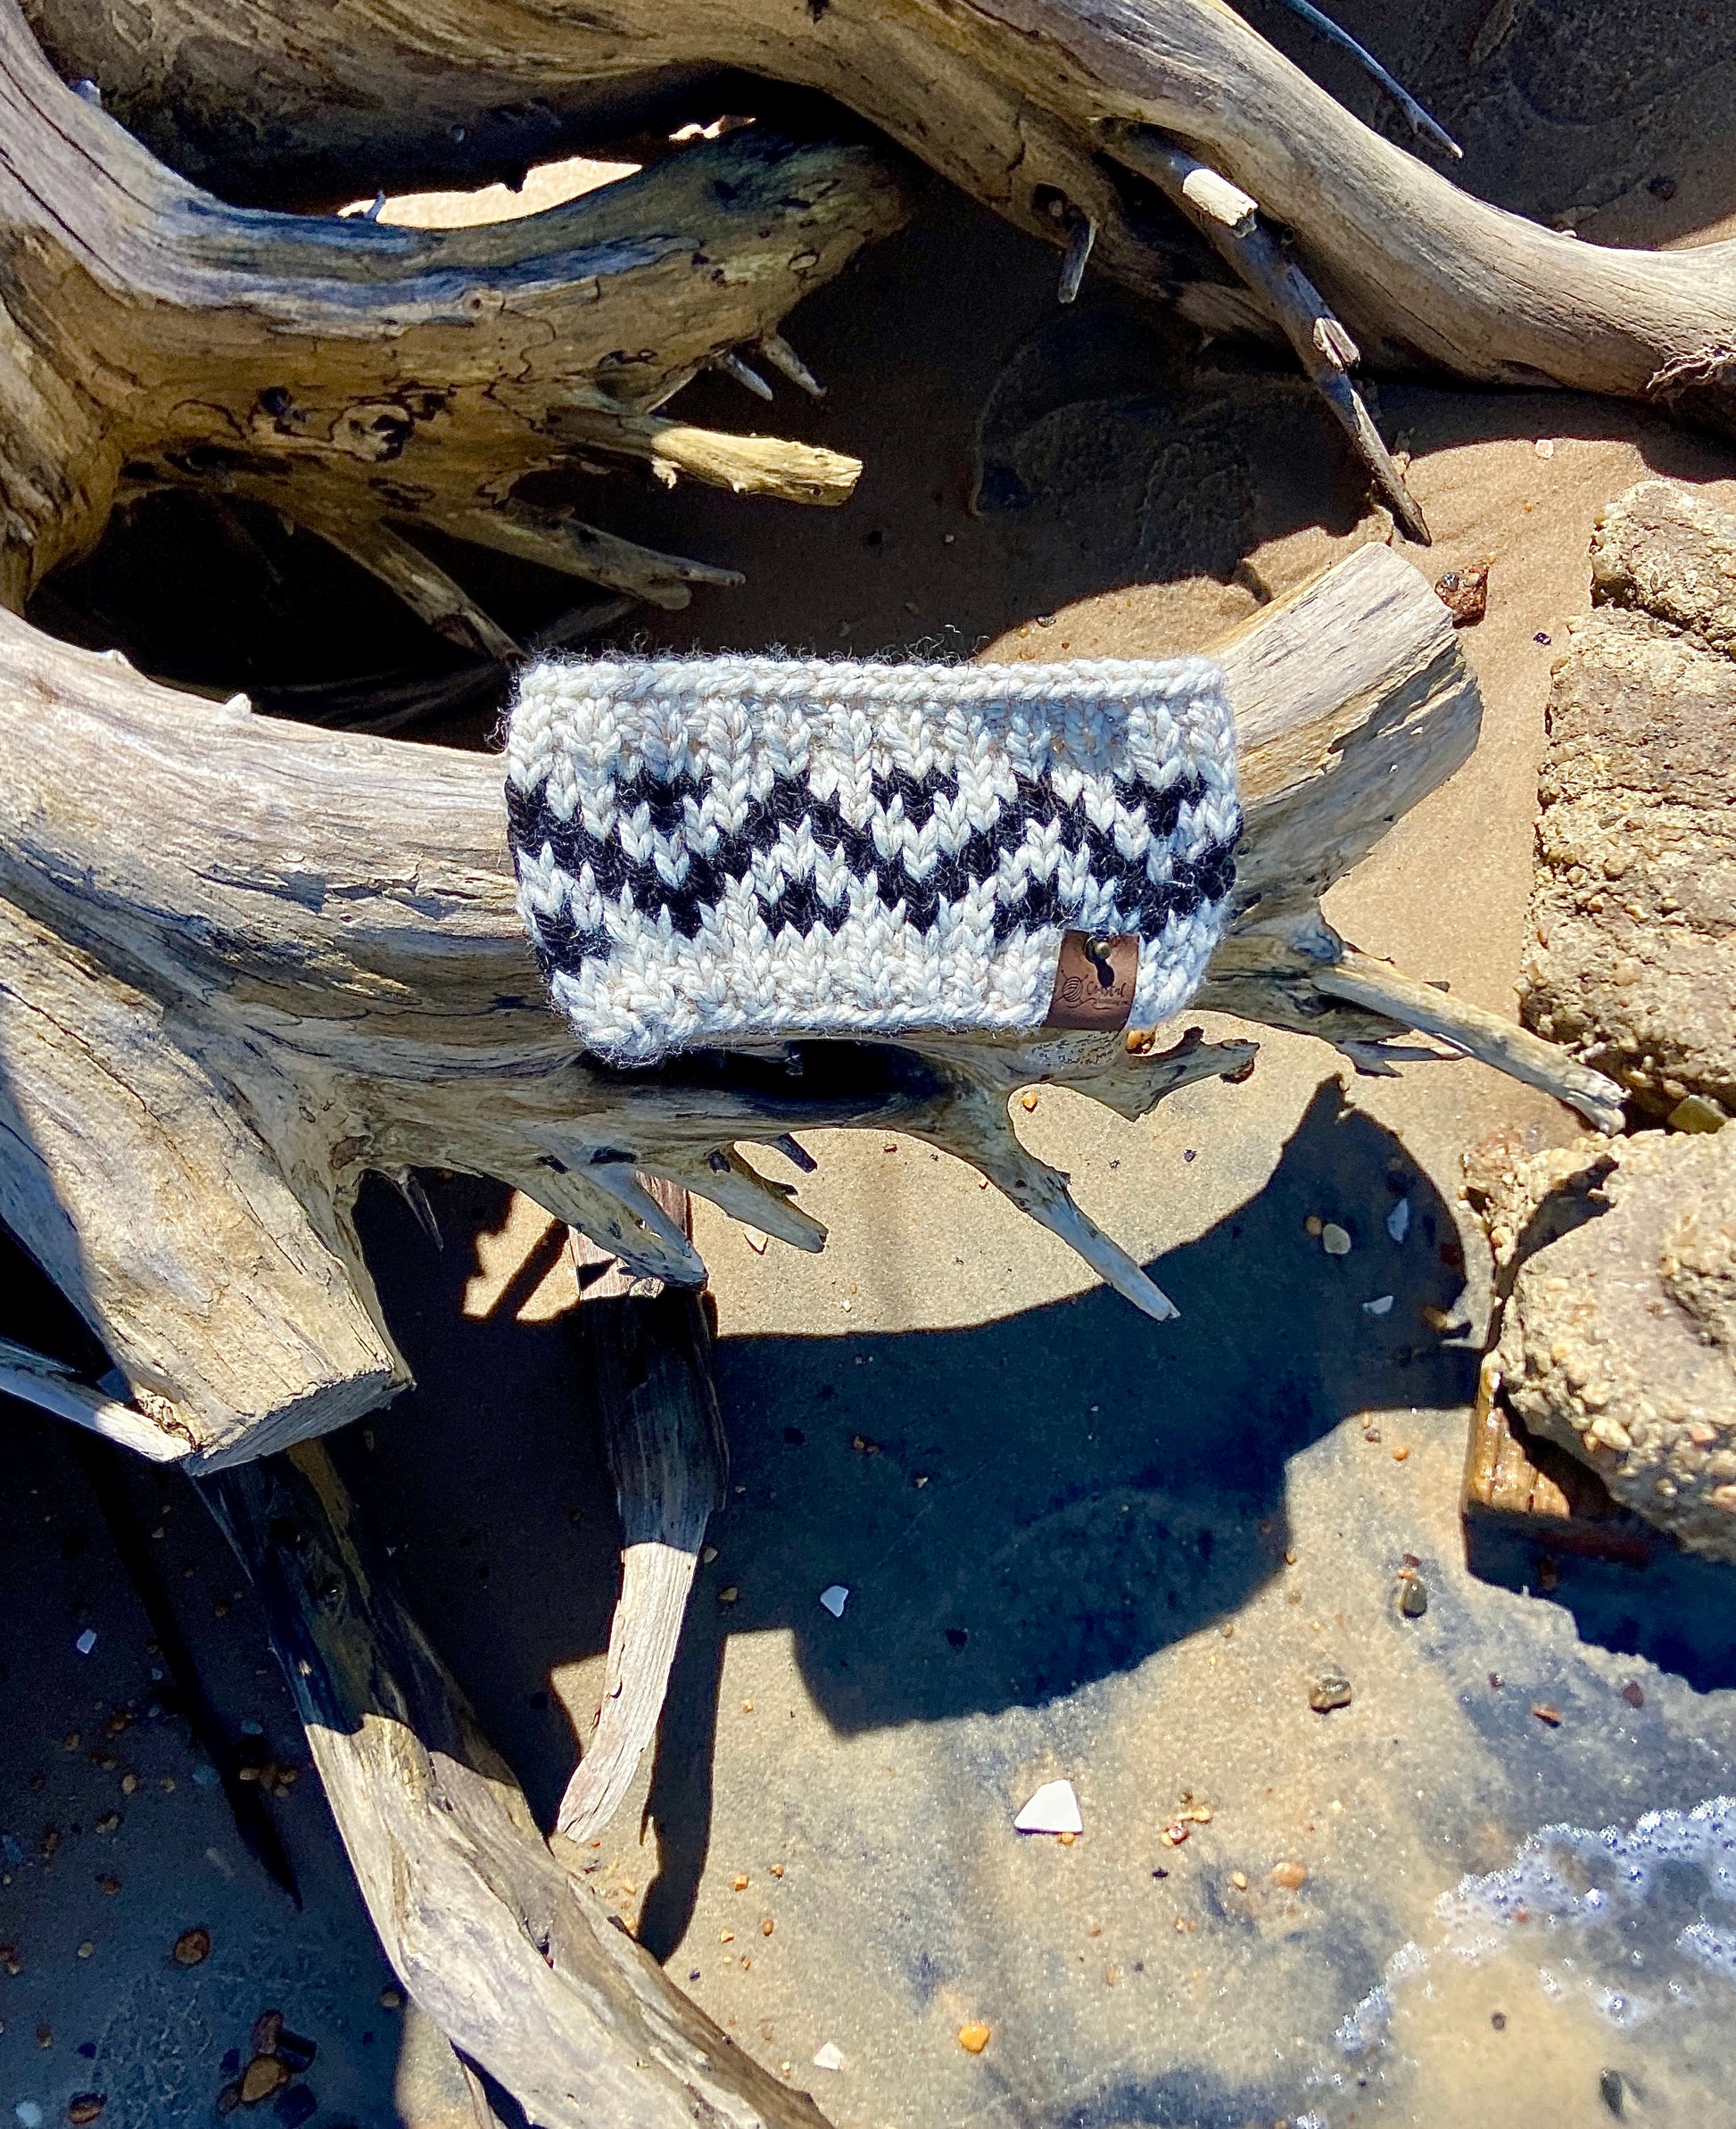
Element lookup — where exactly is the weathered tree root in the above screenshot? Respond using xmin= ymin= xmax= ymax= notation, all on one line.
xmin=0 ymin=540 xmax=1620 ymax=1469
xmin=0 ymin=0 xmax=916 ymax=624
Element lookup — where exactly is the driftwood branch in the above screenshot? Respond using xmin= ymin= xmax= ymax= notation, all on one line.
xmin=0 ymin=0 xmax=916 ymax=621
xmin=1106 ymin=128 xmax=1430 ymax=544
xmin=0 ymin=537 xmax=1619 ymax=1466
xmin=22 ymin=0 xmax=1736 ymax=435
xmin=203 ymin=1442 xmax=834 ymax=2129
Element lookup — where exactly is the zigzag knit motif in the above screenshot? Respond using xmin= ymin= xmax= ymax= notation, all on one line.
xmin=505 ymin=654 xmax=1241 ymax=1064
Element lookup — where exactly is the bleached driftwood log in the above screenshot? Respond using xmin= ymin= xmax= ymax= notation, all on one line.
xmin=24 ymin=0 xmax=1736 ymax=440
xmin=203 ymin=1441 xmax=834 ymax=2129
xmin=0 ymin=539 xmax=1622 ymax=1470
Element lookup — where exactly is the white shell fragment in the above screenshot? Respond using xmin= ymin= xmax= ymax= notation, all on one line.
xmin=819 ymin=1584 xmax=850 ymax=1618
xmin=1321 ymin=1222 xmax=1352 ymax=1256
xmin=1014 ymin=1778 xmax=1083 ymax=1835
xmin=1386 ymin=1197 xmax=1411 ymax=1244
xmin=812 ymin=2042 xmax=846 ymax=2073
xmin=1363 ymin=1294 xmax=1395 ymax=1317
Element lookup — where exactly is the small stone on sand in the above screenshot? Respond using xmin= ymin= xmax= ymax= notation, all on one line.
xmin=818 ymin=1585 xmax=849 ymax=1618
xmin=1271 ymin=1860 xmax=1309 ymax=1891
xmin=171 ymin=1928 xmax=211 ymax=1967
xmin=1309 ymin=1669 xmax=1353 ymax=1713
xmin=811 ymin=2042 xmax=846 ymax=2073
xmin=1321 ymin=1224 xmax=1352 ymax=1256
xmin=238 ymin=2055 xmax=288 ymax=2106
xmin=957 ymin=2023 xmax=992 ymax=2055
xmin=1386 ymin=1197 xmax=1410 ymax=1244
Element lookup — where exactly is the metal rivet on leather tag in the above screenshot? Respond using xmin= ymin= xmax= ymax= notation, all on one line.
xmin=1043 ymin=931 xmax=1139 ymax=1031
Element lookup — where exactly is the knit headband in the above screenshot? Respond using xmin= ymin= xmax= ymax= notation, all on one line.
xmin=505 ymin=654 xmax=1241 ymax=1065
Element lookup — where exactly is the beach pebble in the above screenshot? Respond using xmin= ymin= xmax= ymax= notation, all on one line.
xmin=957 ymin=2023 xmax=992 ymax=2055
xmin=1271 ymin=1860 xmax=1309 ymax=1891
xmin=1014 ymin=1779 xmax=1082 ymax=1835
xmin=66 ymin=2098 xmax=105 ymax=2126
xmin=239 ymin=2056 xmax=288 ymax=2106
xmin=1386 ymin=1197 xmax=1410 ymax=1244
xmin=15 ymin=2105 xmax=43 ymax=2128
xmin=74 ymin=1631 xmax=97 ymax=1657
xmin=818 ymin=1585 xmax=849 ymax=1619
xmin=1321 ymin=1224 xmax=1352 ymax=1256
xmin=1309 ymin=1669 xmax=1353 ymax=1713
xmin=1397 ymin=1571 xmax=1428 ymax=1618
xmin=811 ymin=2042 xmax=846 ymax=2073
xmin=1363 ymin=1295 xmax=1394 ymax=1317
xmin=172 ymin=1928 xmax=211 ymax=1967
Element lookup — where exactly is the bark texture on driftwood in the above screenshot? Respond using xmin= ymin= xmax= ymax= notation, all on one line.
xmin=0 ymin=0 xmax=915 ymax=618
xmin=1520 ymin=483 xmax=1736 ymax=1124
xmin=0 ymin=539 xmax=1619 ymax=1469
xmin=22 ymin=0 xmax=1736 ymax=437
xmin=203 ymin=1442 xmax=836 ymax=2129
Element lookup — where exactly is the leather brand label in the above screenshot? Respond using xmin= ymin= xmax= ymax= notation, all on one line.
xmin=1043 ymin=931 xmax=1139 ymax=1031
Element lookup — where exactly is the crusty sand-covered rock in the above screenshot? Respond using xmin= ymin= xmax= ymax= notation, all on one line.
xmin=1519 ymin=481 xmax=1736 ymax=1122
xmin=1484 ymin=1128 xmax=1736 ymax=1562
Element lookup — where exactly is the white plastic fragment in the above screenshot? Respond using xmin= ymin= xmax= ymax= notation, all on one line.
xmin=1363 ymin=1295 xmax=1394 ymax=1317
xmin=1321 ymin=1223 xmax=1352 ymax=1256
xmin=1386 ymin=1197 xmax=1410 ymax=1244
xmin=74 ymin=1628 xmax=97 ymax=1655
xmin=819 ymin=1585 xmax=849 ymax=1618
xmin=811 ymin=2042 xmax=846 ymax=2073
xmin=1014 ymin=1778 xmax=1082 ymax=1835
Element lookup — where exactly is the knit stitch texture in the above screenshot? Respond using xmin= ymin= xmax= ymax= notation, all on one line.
xmin=505 ymin=653 xmax=1240 ymax=1064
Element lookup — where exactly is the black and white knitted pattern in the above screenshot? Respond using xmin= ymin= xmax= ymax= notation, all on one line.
xmin=505 ymin=654 xmax=1241 ymax=1064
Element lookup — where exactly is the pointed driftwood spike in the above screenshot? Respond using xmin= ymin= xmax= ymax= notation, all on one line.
xmin=291 ymin=513 xmax=522 ymax=660
xmin=715 ymin=349 xmax=775 ymax=401
xmin=915 ymin=1091 xmax=1178 ymax=1321
xmin=390 ymin=1168 xmax=443 ymax=1249
xmin=642 ymin=1145 xmax=828 ymax=1254
xmin=765 ymin=1131 xmax=819 ymax=1174
xmin=1056 ymin=211 xmax=1095 ymax=302
xmin=758 ymin=333 xmax=826 ymax=399
xmin=432 ymin=504 xmax=743 ymax=612
xmin=560 ymin=1161 xmax=710 ymax=1286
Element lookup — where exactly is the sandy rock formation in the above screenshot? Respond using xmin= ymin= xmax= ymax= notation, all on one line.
xmin=1519 ymin=481 xmax=1736 ymax=1123
xmin=1476 ymin=1129 xmax=1736 ymax=1562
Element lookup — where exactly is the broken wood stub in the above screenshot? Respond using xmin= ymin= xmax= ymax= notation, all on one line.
xmin=560 ymin=1180 xmax=730 ymax=1843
